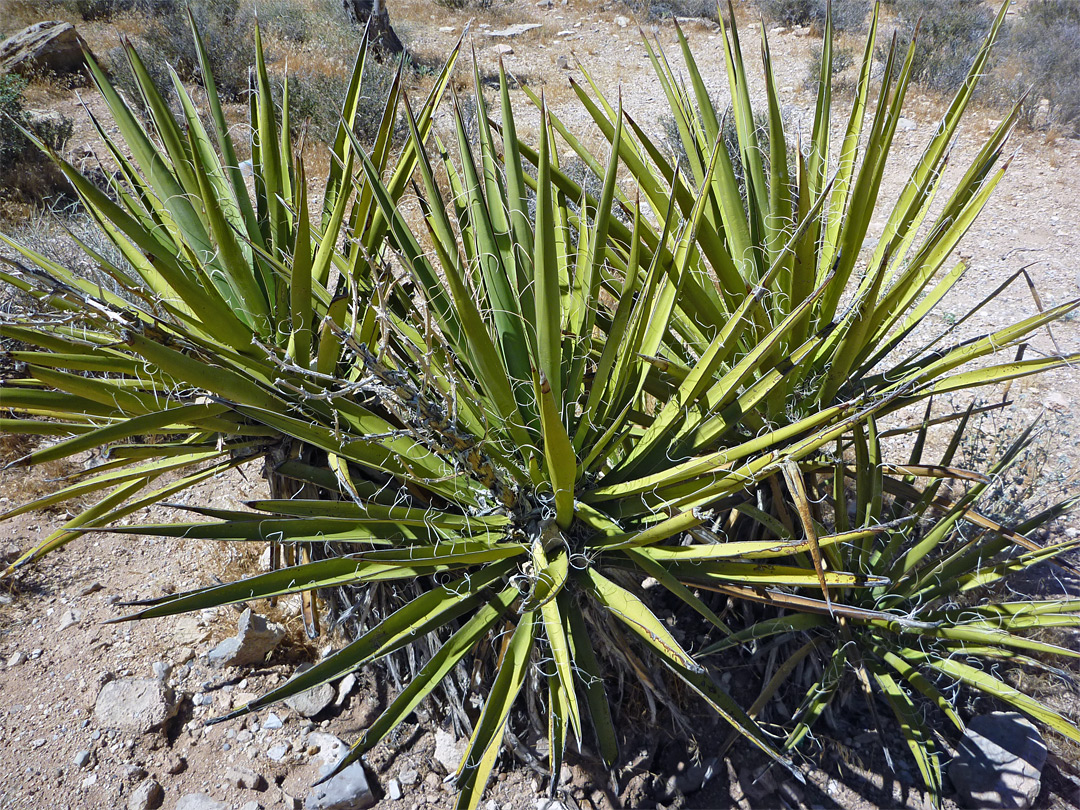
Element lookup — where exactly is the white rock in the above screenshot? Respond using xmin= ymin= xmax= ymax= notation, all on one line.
xmin=615 ymin=15 xmax=629 ymax=27
xmin=335 ymin=674 xmax=356 ymax=707
xmin=6 ymin=651 xmax=26 ymax=668
xmin=494 ymin=44 xmax=514 ymax=56
xmin=267 ymin=743 xmax=291 ymax=762
xmin=57 ymin=609 xmax=80 ymax=631
xmin=433 ymin=729 xmax=466 ymax=774
xmin=263 ymin=712 xmax=284 ymax=730
xmin=387 ymin=778 xmax=402 ymax=801
xmin=897 ymin=117 xmax=918 ymax=132
xmin=485 ymin=23 xmax=542 ymax=37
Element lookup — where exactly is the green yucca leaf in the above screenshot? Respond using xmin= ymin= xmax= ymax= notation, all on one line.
xmin=4 ymin=2 xmax=1080 ymax=804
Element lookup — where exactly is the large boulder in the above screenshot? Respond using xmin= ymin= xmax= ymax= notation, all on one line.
xmin=0 ymin=22 xmax=88 ymax=77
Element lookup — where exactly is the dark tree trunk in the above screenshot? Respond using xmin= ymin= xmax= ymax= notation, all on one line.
xmin=342 ymin=0 xmax=404 ymax=54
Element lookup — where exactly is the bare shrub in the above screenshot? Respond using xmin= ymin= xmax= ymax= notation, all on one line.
xmin=753 ymin=0 xmax=868 ymax=32
xmin=881 ymin=0 xmax=994 ymax=93
xmin=995 ymin=0 xmax=1080 ymax=135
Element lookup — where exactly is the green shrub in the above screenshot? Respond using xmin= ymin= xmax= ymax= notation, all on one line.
xmin=2 ymin=6 xmax=1080 ymax=809
xmin=0 ymin=74 xmax=29 ymax=171
xmin=0 ymin=74 xmax=74 ymax=207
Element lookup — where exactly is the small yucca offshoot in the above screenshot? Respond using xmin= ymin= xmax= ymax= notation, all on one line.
xmin=1 ymin=3 xmax=1079 ymax=808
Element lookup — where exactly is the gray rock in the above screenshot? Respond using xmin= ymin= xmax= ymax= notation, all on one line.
xmin=0 ymin=21 xmax=88 ymax=77
xmin=175 ymin=796 xmax=228 ymax=810
xmin=94 ymin=678 xmax=178 ymax=733
xmin=73 ymin=750 xmax=91 ymax=768
xmin=304 ymin=762 xmax=374 ymax=810
xmin=208 ymin=609 xmax=284 ymax=668
xmin=950 ymin=712 xmax=1047 ymax=809
xmin=433 ymin=729 xmax=465 ymax=774
xmin=283 ymin=665 xmax=335 ymax=718
xmin=226 ymin=766 xmax=266 ymax=791
xmin=7 ymin=651 xmax=26 ymax=668
xmin=397 ymin=768 xmax=418 ymax=786
xmin=267 ymin=743 xmax=291 ymax=762
xmin=127 ymin=778 xmax=163 ymax=810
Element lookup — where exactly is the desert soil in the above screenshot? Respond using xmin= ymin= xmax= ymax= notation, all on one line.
xmin=2 ymin=2 xmax=1080 ymax=809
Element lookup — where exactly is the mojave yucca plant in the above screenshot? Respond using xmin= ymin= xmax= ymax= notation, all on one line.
xmin=2 ymin=2 xmax=1079 ymax=806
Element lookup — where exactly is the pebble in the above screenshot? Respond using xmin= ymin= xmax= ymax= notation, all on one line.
xmin=57 ymin=609 xmax=80 ymax=631
xmin=398 ymin=768 xmax=419 ymax=786
xmin=6 ymin=651 xmax=26 ymax=668
xmin=164 ymin=753 xmax=186 ymax=774
xmin=267 ymin=743 xmax=290 ymax=762
xmin=225 ymin=766 xmax=267 ymax=791
xmin=263 ymin=712 xmax=283 ymax=730
xmin=239 ymin=803 xmax=263 ymax=810
xmin=73 ymin=750 xmax=91 ymax=768
xmin=81 ymin=773 xmax=98 ymax=789
xmin=388 ymin=778 xmax=402 ymax=801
